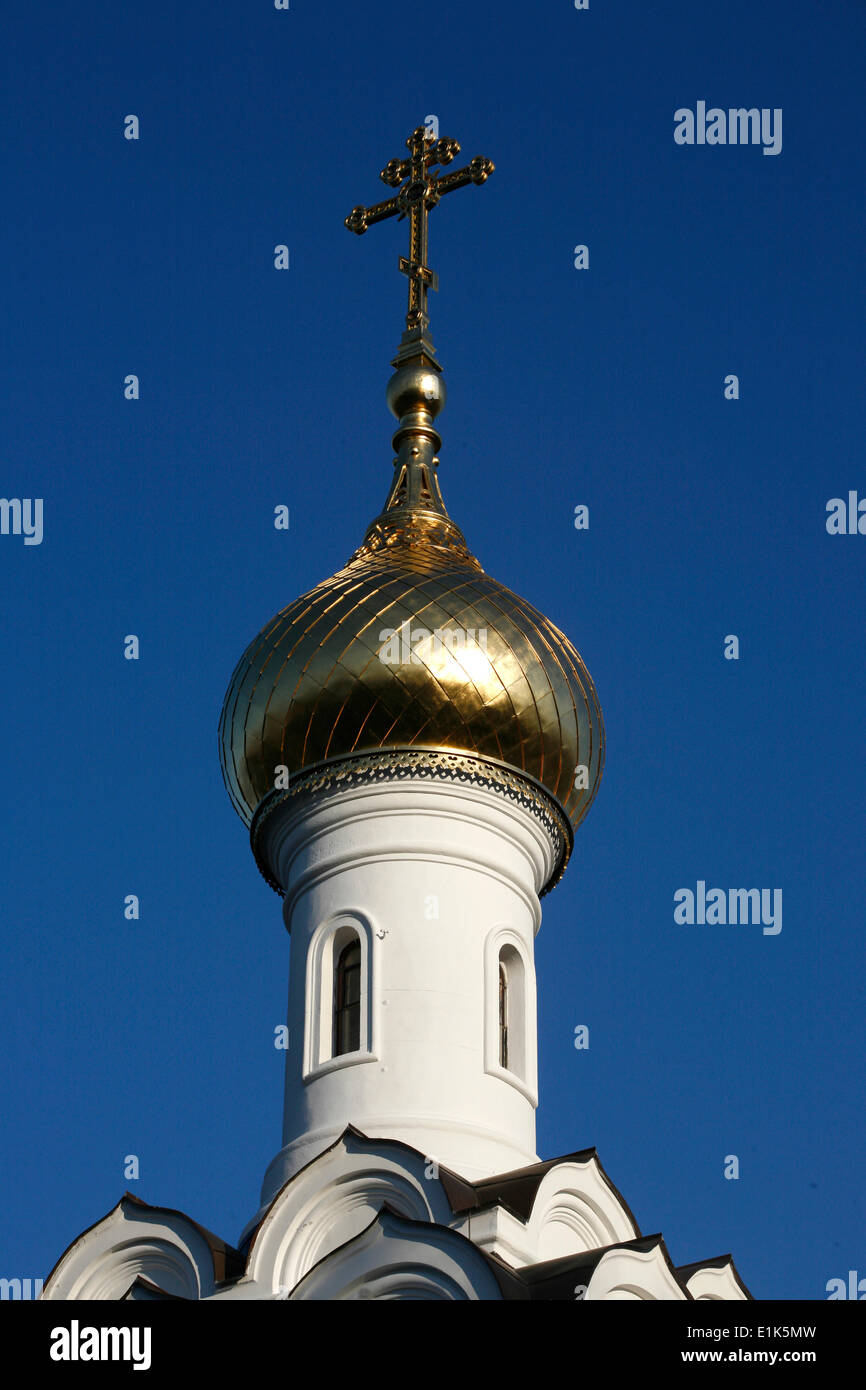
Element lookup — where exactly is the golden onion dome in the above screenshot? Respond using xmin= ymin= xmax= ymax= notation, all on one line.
xmin=219 ymin=122 xmax=603 ymax=855
xmin=219 ymin=360 xmax=604 ymax=839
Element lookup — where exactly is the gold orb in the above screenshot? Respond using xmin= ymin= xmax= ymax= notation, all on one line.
xmin=219 ymin=532 xmax=604 ymax=835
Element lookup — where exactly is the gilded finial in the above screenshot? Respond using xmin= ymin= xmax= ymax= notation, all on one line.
xmin=345 ymin=124 xmax=494 ymax=563
xmin=345 ymin=124 xmax=494 ymax=364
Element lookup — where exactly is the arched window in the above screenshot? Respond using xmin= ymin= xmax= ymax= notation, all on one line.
xmin=333 ymin=939 xmax=361 ymax=1056
xmin=499 ymin=960 xmax=508 ymax=1069
xmin=303 ymin=916 xmax=376 ymax=1078
xmin=497 ymin=945 xmax=525 ymax=1081
xmin=484 ymin=930 xmax=537 ymax=1102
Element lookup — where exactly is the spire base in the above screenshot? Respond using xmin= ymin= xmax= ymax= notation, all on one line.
xmin=390 ymin=324 xmax=442 ymax=373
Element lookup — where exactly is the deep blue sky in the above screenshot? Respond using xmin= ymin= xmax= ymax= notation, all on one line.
xmin=2 ymin=1 xmax=863 ymax=1302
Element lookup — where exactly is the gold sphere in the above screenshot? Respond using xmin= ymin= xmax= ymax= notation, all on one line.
xmin=219 ymin=535 xmax=604 ymax=835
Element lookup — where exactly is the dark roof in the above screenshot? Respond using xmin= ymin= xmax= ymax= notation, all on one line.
xmin=511 ymin=1234 xmax=684 ymax=1301
xmin=45 ymin=1128 xmax=752 ymax=1300
xmin=440 ymin=1145 xmax=642 ymax=1238
xmin=441 ymin=1148 xmax=596 ymax=1220
xmin=118 ymin=1192 xmax=246 ymax=1284
xmin=676 ymin=1254 xmax=754 ymax=1300
xmin=44 ymin=1191 xmax=246 ymax=1292
xmin=242 ymin=1123 xmax=478 ymax=1256
xmin=122 ymin=1275 xmax=189 ymax=1301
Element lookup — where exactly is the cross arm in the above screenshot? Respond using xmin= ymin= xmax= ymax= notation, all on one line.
xmin=434 ymin=157 xmax=495 ymax=198
xmin=345 ymin=195 xmax=402 ymax=235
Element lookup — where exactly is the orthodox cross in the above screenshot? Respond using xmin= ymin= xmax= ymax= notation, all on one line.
xmin=345 ymin=125 xmax=494 ymax=337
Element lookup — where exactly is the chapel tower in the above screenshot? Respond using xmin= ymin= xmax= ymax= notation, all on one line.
xmin=43 ymin=127 xmax=750 ymax=1301
xmin=218 ymin=124 xmax=604 ymax=1200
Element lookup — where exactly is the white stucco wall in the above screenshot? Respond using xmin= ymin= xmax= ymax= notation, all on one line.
xmin=257 ymin=774 xmax=560 ymax=1199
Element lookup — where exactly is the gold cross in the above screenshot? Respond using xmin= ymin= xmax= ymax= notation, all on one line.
xmin=346 ymin=125 xmax=494 ymax=336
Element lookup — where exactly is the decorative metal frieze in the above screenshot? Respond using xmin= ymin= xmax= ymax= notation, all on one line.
xmin=249 ymin=747 xmax=573 ymax=899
